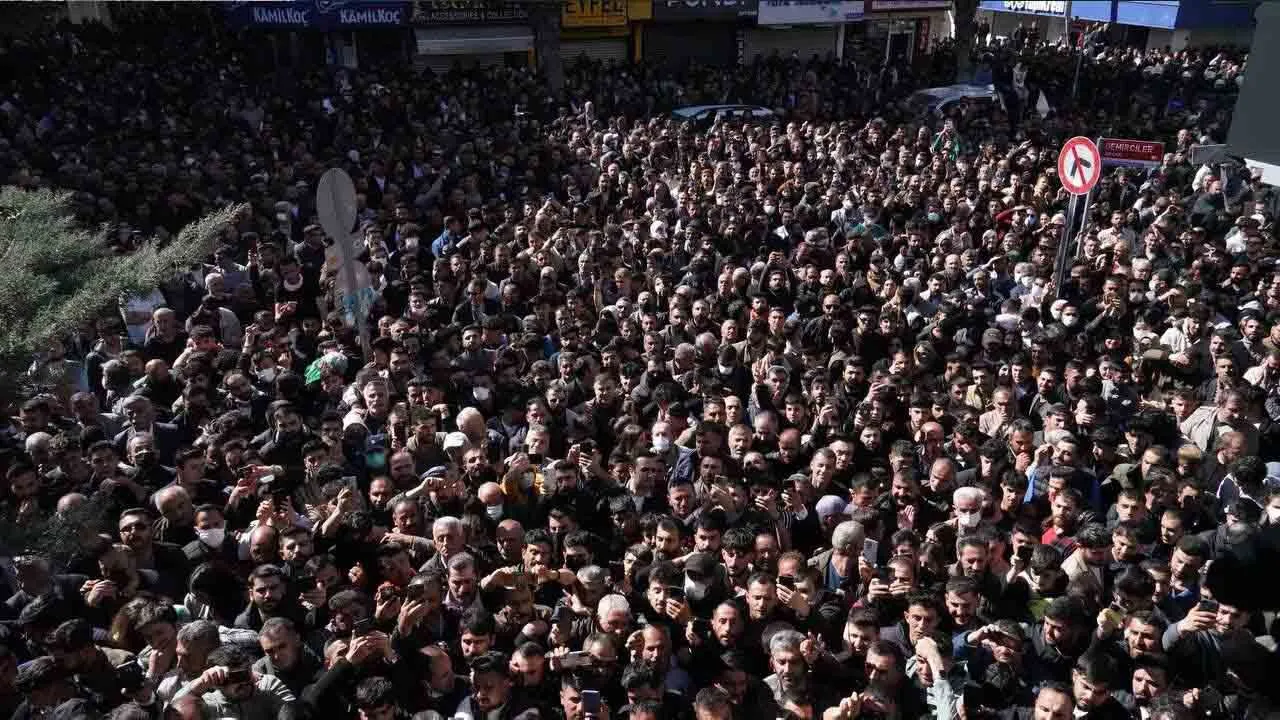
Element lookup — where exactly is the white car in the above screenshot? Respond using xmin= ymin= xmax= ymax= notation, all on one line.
xmin=671 ymin=104 xmax=776 ymax=128
xmin=903 ymin=84 xmax=1004 ymax=126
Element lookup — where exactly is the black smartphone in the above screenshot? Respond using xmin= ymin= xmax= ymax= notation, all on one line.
xmin=116 ymin=662 xmax=145 ymax=691
xmin=877 ymin=566 xmax=893 ymax=583
xmin=351 ymin=617 xmax=374 ymax=637
xmin=551 ymin=605 xmax=573 ymax=626
xmin=778 ymin=575 xmax=796 ymax=590
xmin=1016 ymin=545 xmax=1033 ymax=562
xmin=608 ymin=560 xmax=624 ymax=582
xmin=667 ymin=586 xmax=685 ymax=602
xmin=1197 ymin=598 xmax=1220 ymax=614
xmin=225 ymin=668 xmax=252 ymax=685
xmin=692 ymin=618 xmax=711 ymax=636
xmin=560 ymin=651 xmax=594 ymax=669
xmin=582 ymin=689 xmax=601 ymax=715
xmin=294 ymin=573 xmax=315 ymax=591
xmin=405 ymin=583 xmax=425 ymax=601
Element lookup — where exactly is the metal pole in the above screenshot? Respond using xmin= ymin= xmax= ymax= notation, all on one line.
xmin=1071 ymin=43 xmax=1083 ymax=102
xmin=1053 ymin=193 xmax=1077 ymax=291
xmin=1074 ymin=186 xmax=1094 ymax=254
xmin=1063 ymin=0 xmax=1073 ymax=44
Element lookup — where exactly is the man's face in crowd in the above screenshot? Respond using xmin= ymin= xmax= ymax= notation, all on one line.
xmin=1124 ymin=617 xmax=1161 ymax=656
xmin=251 ymin=574 xmax=285 ymax=612
xmin=1033 ymin=688 xmax=1074 ymax=720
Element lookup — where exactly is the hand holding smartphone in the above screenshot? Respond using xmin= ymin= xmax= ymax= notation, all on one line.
xmin=862 ymin=539 xmax=879 ymax=566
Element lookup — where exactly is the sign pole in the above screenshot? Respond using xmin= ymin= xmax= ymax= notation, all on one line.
xmin=1053 ymin=193 xmax=1077 ymax=291
xmin=1074 ymin=185 xmax=1093 ymax=253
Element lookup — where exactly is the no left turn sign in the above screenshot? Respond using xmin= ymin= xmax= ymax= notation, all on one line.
xmin=1058 ymin=136 xmax=1101 ymax=195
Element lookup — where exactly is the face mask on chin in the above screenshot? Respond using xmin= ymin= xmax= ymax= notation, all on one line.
xmin=197 ymin=527 xmax=226 ymax=548
xmin=685 ymin=576 xmax=711 ymax=602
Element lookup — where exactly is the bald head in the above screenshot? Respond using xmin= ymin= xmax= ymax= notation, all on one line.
xmin=56 ymin=493 xmax=88 ymax=516
xmin=155 ymin=485 xmax=194 ymax=524
xmin=169 ymin=693 xmax=205 ymax=720
xmin=478 ymin=482 xmax=504 ymax=505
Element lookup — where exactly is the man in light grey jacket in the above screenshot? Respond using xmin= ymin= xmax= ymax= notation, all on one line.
xmin=171 ymin=644 xmax=297 ymax=720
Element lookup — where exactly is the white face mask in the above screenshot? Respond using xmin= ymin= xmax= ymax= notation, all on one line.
xmin=1062 ymin=315 xmax=1079 ymax=328
xmin=652 ymin=436 xmax=672 ymax=453
xmin=1268 ymin=506 xmax=1280 ymax=523
xmin=473 ymin=386 xmax=491 ymax=402
xmin=718 ymin=364 xmax=734 ymax=375
xmin=957 ymin=511 xmax=981 ymax=529
xmin=1019 ymin=275 xmax=1034 ymax=288
xmin=685 ymin=576 xmax=710 ymax=601
xmin=197 ymin=527 xmax=226 ymax=548
xmin=485 ymin=504 xmax=504 ymax=520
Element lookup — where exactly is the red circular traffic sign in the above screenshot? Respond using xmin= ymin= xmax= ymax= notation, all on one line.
xmin=1057 ymin=136 xmax=1101 ymax=196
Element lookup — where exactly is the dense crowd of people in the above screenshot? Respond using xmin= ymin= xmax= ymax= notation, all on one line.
xmin=0 ymin=6 xmax=1276 ymax=720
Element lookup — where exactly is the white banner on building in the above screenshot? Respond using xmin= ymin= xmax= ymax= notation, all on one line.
xmin=757 ymin=0 xmax=864 ymax=25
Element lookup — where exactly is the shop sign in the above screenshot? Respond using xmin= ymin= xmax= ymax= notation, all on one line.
xmin=757 ymin=0 xmax=864 ymax=25
xmin=411 ymin=0 xmax=529 ymax=23
xmin=1100 ymin=138 xmax=1164 ymax=168
xmin=564 ymin=0 xmax=629 ymax=26
xmin=229 ymin=0 xmax=410 ymax=28
xmin=979 ymin=0 xmax=1065 ymax=15
xmin=867 ymin=0 xmax=949 ymax=11
xmin=653 ymin=0 xmax=757 ymax=20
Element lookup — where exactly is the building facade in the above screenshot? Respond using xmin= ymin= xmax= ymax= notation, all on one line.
xmin=977 ymin=0 xmax=1256 ymax=51
xmin=222 ymin=0 xmax=961 ymax=71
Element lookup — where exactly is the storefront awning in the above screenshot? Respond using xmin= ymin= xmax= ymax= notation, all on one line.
xmin=414 ymin=25 xmax=532 ymax=54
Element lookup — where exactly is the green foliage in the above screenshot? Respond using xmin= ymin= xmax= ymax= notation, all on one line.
xmin=0 ymin=186 xmax=243 ymax=398
xmin=0 ymin=500 xmax=107 ymax=569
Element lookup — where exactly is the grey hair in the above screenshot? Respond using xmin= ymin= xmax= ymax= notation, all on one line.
xmin=176 ymin=619 xmax=221 ymax=651
xmin=24 ymin=432 xmax=52 ymax=453
xmin=455 ymin=407 xmax=482 ymax=427
xmin=433 ymin=516 xmax=463 ymax=536
xmin=259 ymin=617 xmax=299 ymax=641
xmin=1043 ymin=429 xmax=1074 ymax=446
xmin=154 ymin=485 xmax=190 ymax=512
xmin=446 ymin=552 xmax=475 ymax=574
xmin=831 ymin=520 xmax=866 ymax=552
xmin=769 ymin=629 xmax=805 ymax=656
xmin=596 ymin=593 xmax=631 ymax=620
xmin=953 ymin=486 xmax=986 ymax=507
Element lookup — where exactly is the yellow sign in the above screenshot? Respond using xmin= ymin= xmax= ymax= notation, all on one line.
xmin=628 ymin=0 xmax=652 ymax=20
xmin=563 ymin=0 xmax=628 ymax=27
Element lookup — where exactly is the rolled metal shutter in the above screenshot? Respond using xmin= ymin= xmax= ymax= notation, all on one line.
xmin=740 ymin=25 xmax=837 ymax=65
xmin=644 ymin=22 xmax=739 ymax=66
xmin=413 ymin=25 xmax=532 ymax=72
xmin=560 ymin=38 xmax=629 ymax=66
xmin=417 ymin=53 xmax=510 ymax=75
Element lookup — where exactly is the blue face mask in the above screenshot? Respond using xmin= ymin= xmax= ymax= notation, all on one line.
xmin=927 ymin=212 xmax=941 ymax=223
xmin=366 ymin=451 xmax=386 ymax=470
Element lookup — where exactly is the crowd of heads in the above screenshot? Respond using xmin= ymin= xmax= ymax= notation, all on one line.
xmin=1 ymin=6 xmax=1278 ymax=720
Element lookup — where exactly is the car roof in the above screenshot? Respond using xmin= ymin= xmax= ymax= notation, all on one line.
xmin=671 ymin=104 xmax=774 ymax=118
xmin=915 ymin=84 xmax=996 ymax=101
